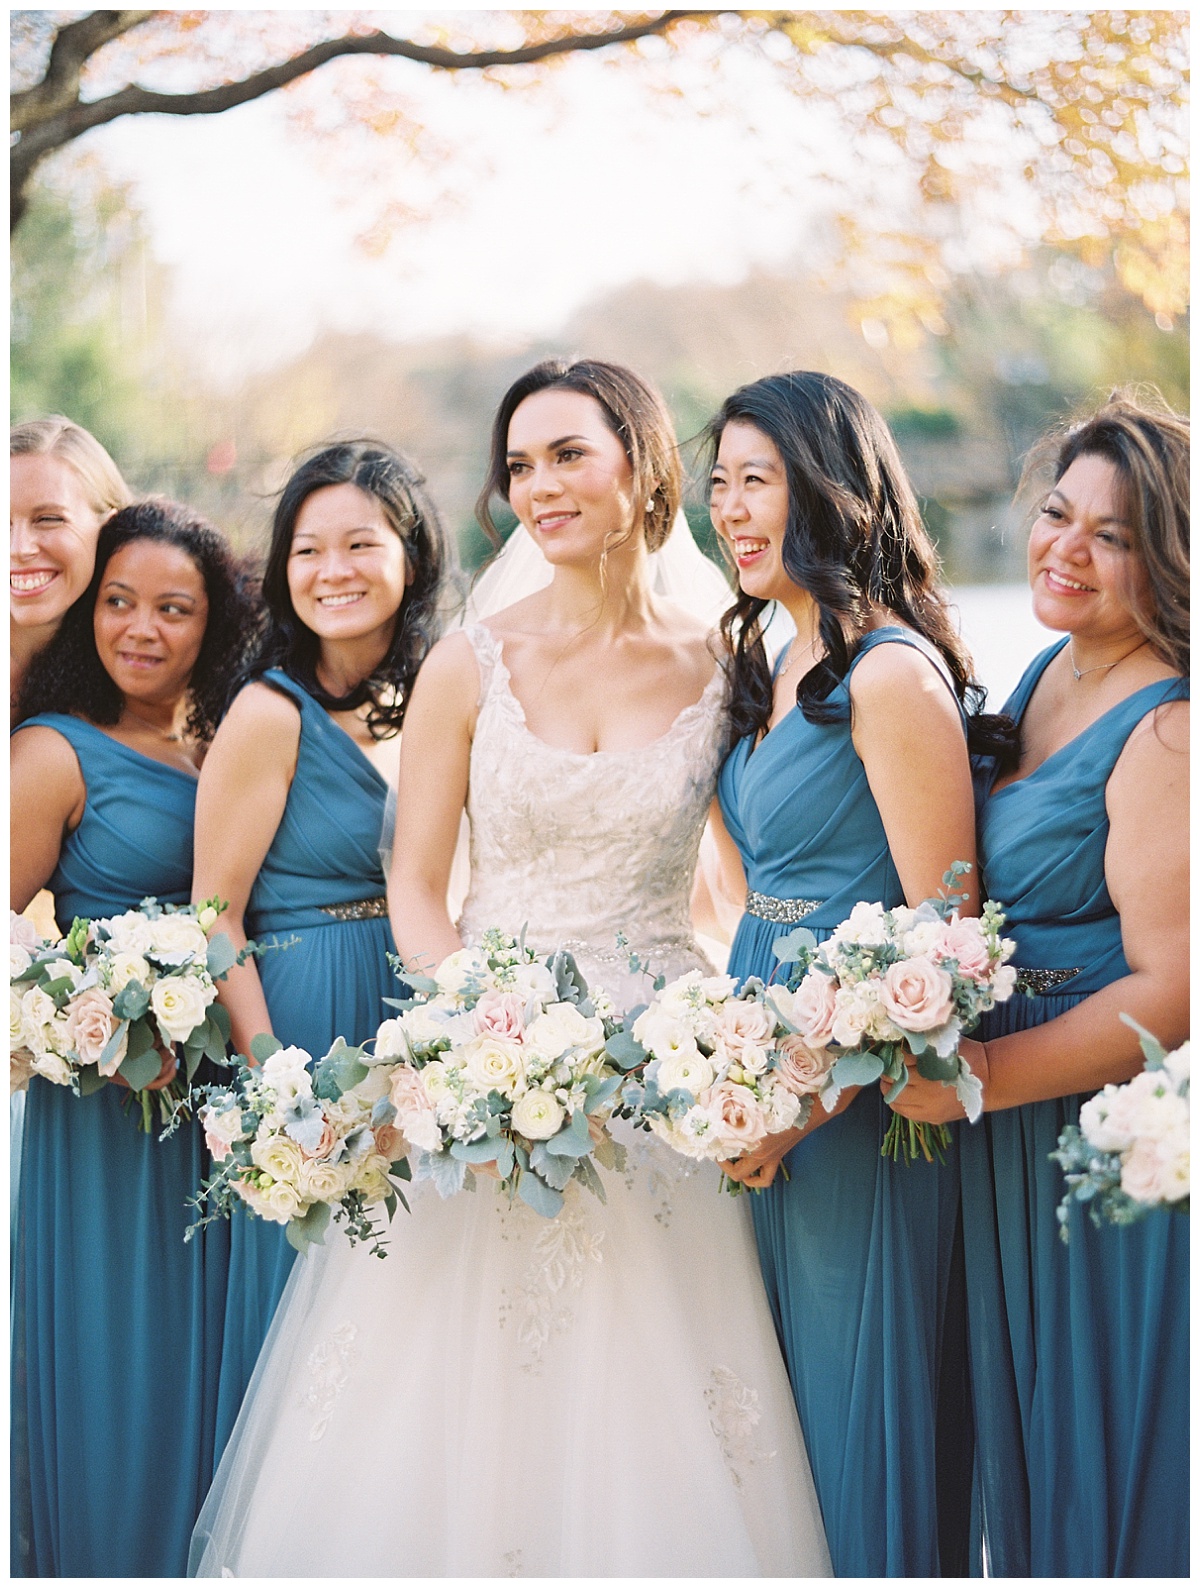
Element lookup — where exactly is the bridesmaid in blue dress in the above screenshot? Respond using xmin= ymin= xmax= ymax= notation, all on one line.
xmin=891 ymin=393 xmax=1189 ymax=1576
xmin=10 ymin=499 xmax=257 ymax=1577
xmin=191 ymin=440 xmax=448 ymax=1456
xmin=709 ymin=372 xmax=1012 ymax=1576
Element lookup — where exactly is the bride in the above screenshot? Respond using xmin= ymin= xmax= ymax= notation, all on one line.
xmin=190 ymin=359 xmax=831 ymax=1578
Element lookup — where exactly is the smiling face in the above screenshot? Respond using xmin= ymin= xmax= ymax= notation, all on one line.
xmin=93 ymin=539 xmax=209 ymax=706
xmin=286 ymin=482 xmax=411 ymax=648
xmin=10 ymin=452 xmax=105 ymax=628
xmin=709 ymin=420 xmax=793 ymax=603
xmin=505 ymin=388 xmax=638 ymax=565
xmin=1028 ymin=452 xmax=1152 ymax=643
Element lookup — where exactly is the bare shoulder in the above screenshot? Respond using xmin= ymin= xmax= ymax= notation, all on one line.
xmin=849 ymin=634 xmax=957 ymax=712
xmin=218 ymin=680 xmax=302 ymax=753
xmin=409 ymin=629 xmax=482 ymax=710
xmin=11 ymin=721 xmax=84 ymax=783
xmin=1113 ymin=693 xmax=1189 ymax=779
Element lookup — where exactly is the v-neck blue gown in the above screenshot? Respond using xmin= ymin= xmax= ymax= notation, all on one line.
xmin=961 ymin=640 xmax=1189 ymax=1577
xmin=212 ymin=670 xmax=401 ymax=1459
xmin=10 ymin=715 xmax=230 ymax=1579
xmin=718 ymin=628 xmax=973 ymax=1577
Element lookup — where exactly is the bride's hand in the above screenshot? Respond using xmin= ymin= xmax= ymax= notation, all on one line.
xmin=884 ymin=1038 xmax=990 ymax=1124
xmin=720 ymin=1126 xmax=804 ymax=1189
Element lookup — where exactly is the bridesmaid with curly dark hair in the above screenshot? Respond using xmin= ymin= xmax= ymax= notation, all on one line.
xmin=191 ymin=439 xmax=449 ymax=1458
xmin=11 ymin=498 xmax=259 ymax=1578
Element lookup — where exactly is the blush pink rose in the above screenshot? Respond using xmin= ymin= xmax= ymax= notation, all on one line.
xmin=791 ymin=970 xmax=839 ymax=1047
xmin=709 ymin=1081 xmax=768 ymax=1153
xmin=388 ymin=1065 xmax=441 ymax=1153
xmin=64 ymin=988 xmax=125 ymax=1075
xmin=473 ymin=990 xmax=528 ymax=1044
xmin=714 ymin=999 xmax=774 ymax=1062
xmin=877 ymin=957 xmax=955 ymax=1033
xmin=931 ymin=917 xmax=992 ymax=982
xmin=372 ymin=1123 xmax=409 ymax=1164
xmin=776 ymin=1036 xmax=833 ymax=1097
xmin=300 ymin=1120 xmax=339 ymax=1161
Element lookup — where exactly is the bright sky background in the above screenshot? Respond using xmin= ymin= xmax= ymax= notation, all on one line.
xmin=86 ymin=15 xmax=856 ymax=382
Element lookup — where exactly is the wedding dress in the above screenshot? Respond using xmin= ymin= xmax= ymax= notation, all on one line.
xmin=190 ymin=624 xmax=831 ymax=1579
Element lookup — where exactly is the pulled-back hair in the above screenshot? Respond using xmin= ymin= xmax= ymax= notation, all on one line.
xmin=15 ymin=498 xmax=260 ymax=743
xmin=709 ymin=371 xmax=1013 ymax=756
xmin=252 ymin=440 xmax=448 ymax=738
xmin=10 ymin=415 xmax=131 ymax=518
xmin=1023 ymin=387 xmax=1189 ymax=676
xmin=476 ymin=357 xmax=681 ymax=554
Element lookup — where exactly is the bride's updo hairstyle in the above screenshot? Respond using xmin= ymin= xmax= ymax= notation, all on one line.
xmin=710 ymin=371 xmax=1014 ymax=757
xmin=477 ymin=357 xmax=682 ymax=554
xmin=254 ymin=439 xmax=447 ymax=739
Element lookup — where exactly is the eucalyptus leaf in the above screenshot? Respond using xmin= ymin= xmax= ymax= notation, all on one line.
xmin=604 ymin=1030 xmax=647 ymax=1071
xmin=78 ymin=1064 xmax=109 ymax=1096
xmin=284 ymin=1199 xmax=332 ymax=1256
xmin=830 ymin=1051 xmax=886 ymax=1087
xmin=390 ymin=1156 xmax=412 ymax=1181
xmin=883 ymin=1068 xmax=910 ymax=1105
xmin=96 ymin=1019 xmax=131 ymax=1075
xmin=543 ymin=1110 xmax=593 ymax=1159
xmin=916 ymin=1049 xmax=959 ymax=1084
xmin=119 ymin=1043 xmax=164 ymax=1091
xmin=205 ymin=932 xmax=239 ymax=980
xmin=312 ymin=1038 xmax=368 ymax=1100
xmin=249 ymin=1032 xmax=282 ymax=1064
xmin=450 ymin=1137 xmax=505 ymax=1164
xmin=517 ymin=1172 xmax=564 ymax=1219
xmin=773 ymin=926 xmax=817 ymax=965
xmin=581 ymin=1073 xmax=624 ymax=1114
xmin=124 ymin=1018 xmax=156 ymax=1061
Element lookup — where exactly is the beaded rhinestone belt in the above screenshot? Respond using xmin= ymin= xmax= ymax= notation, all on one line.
xmin=317 ymin=897 xmax=389 ymax=922
xmin=1015 ymin=967 xmax=1082 ymax=996
xmin=745 ymin=891 xmax=824 ymax=924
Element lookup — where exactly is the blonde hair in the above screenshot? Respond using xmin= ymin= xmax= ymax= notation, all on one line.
xmin=10 ymin=416 xmax=131 ymax=520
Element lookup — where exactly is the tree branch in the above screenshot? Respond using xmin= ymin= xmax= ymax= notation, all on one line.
xmin=11 ymin=11 xmax=155 ymax=133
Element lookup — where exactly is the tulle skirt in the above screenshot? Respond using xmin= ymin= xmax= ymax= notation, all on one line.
xmin=190 ymin=1126 xmax=831 ymax=1579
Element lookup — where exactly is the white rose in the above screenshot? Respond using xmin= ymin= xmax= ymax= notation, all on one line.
xmin=259 ymin=1179 xmax=306 ymax=1222
xmin=105 ymin=952 xmax=151 ymax=995
xmin=20 ymin=986 xmax=59 ymax=1056
xmin=150 ymin=975 xmax=211 ymax=1043
xmin=1079 ymin=1088 xmax=1135 ymax=1154
xmin=511 ymin=1089 xmax=565 ymax=1141
xmin=32 ymin=1050 xmax=74 ymax=1086
xmin=418 ymin=1059 xmax=457 ymax=1103
xmin=351 ymin=1153 xmax=394 ymax=1206
xmin=1161 ymin=1041 xmax=1190 ymax=1092
xmin=201 ymin=1102 xmax=244 ymax=1160
xmin=525 ymin=1001 xmax=604 ymax=1058
xmin=1157 ymin=1123 xmax=1190 ymax=1203
xmin=501 ymin=959 xmax=558 ymax=1005
xmin=143 ymin=913 xmax=209 ymax=964
xmin=261 ymin=1046 xmax=315 ymax=1094
xmin=9 ymin=942 xmax=32 ymax=978
xmin=9 ymin=911 xmax=43 ymax=953
xmin=251 ymin=1133 xmax=305 ymax=1184
xmin=10 ymin=989 xmax=27 ymax=1048
xmin=298 ymin=1156 xmax=354 ymax=1202
xmin=373 ymin=1017 xmax=411 ymax=1061
xmin=699 ymin=974 xmax=740 ymax=1004
xmin=100 ymin=911 xmax=156 ymax=957
xmin=461 ymin=1035 xmax=526 ymax=1098
xmin=655 ymin=1051 xmax=716 ymax=1096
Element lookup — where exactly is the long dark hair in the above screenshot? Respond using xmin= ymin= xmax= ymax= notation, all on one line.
xmin=708 ymin=371 xmax=1014 ymax=757
xmin=476 ymin=357 xmax=682 ymax=554
xmin=15 ymin=498 xmax=260 ymax=743
xmin=1023 ymin=388 xmax=1189 ymax=676
xmin=252 ymin=440 xmax=447 ymax=738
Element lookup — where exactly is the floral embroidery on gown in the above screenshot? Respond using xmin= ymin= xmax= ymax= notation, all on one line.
xmin=189 ymin=626 xmax=831 ymax=1579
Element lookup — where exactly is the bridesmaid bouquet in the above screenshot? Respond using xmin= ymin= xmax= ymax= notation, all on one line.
xmin=376 ymin=928 xmax=626 ymax=1219
xmin=773 ymin=865 xmax=1017 ymax=1163
xmin=609 ymin=969 xmax=811 ymax=1183
xmin=9 ymin=899 xmax=242 ymax=1131
xmin=190 ymin=1036 xmax=410 ymax=1257
xmin=1051 ymin=1017 xmax=1190 ymax=1239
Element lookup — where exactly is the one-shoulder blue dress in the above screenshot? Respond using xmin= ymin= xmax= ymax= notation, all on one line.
xmin=718 ymin=628 xmax=973 ymax=1577
xmin=213 ymin=670 xmax=401 ymax=1458
xmin=10 ymin=715 xmax=230 ymax=1579
xmin=961 ymin=641 xmax=1189 ymax=1577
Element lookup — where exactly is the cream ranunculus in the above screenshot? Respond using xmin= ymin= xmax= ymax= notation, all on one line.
xmin=511 ymin=1088 xmax=565 ymax=1141
xmin=251 ymin=1133 xmax=305 ymax=1184
xmin=64 ymin=988 xmax=125 ymax=1074
xmin=150 ymin=974 xmax=211 ymax=1044
xmin=461 ymin=1034 xmax=526 ymax=1098
xmin=655 ymin=1050 xmax=716 ymax=1096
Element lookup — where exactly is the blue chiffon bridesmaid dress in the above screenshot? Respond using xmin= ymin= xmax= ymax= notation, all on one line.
xmin=960 ymin=640 xmax=1189 ymax=1577
xmin=10 ymin=715 xmax=230 ymax=1579
xmin=718 ymin=628 xmax=972 ymax=1577
xmin=213 ymin=670 xmax=401 ymax=1457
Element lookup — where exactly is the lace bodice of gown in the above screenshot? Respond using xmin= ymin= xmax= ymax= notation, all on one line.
xmin=457 ymin=624 xmax=727 ymax=1009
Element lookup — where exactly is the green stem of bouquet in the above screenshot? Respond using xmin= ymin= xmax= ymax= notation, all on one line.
xmin=879 ymin=1113 xmax=951 ymax=1165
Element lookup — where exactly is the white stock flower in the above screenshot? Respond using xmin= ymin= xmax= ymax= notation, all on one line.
xmin=501 ymin=959 xmax=558 ymax=1005
xmin=511 ymin=1089 xmax=565 ymax=1141
xmin=827 ymin=901 xmax=890 ymax=948
xmin=150 ymin=976 xmax=211 ymax=1043
xmin=201 ymin=1102 xmax=244 ymax=1160
xmin=632 ymin=1006 xmax=702 ymax=1064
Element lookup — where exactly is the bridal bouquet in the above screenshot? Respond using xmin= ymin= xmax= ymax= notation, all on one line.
xmin=9 ymin=899 xmax=240 ymax=1131
xmin=610 ymin=969 xmax=810 ymax=1182
xmin=190 ymin=1036 xmax=410 ymax=1257
xmin=1051 ymin=1017 xmax=1189 ymax=1239
xmin=773 ymin=865 xmax=1017 ymax=1163
xmin=377 ymin=928 xmax=625 ymax=1219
